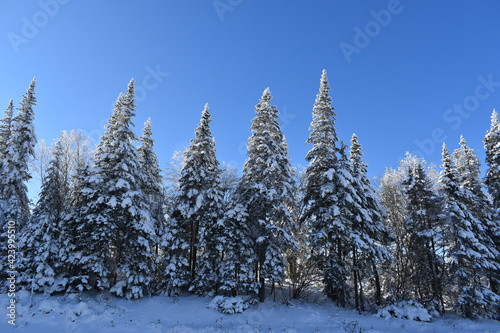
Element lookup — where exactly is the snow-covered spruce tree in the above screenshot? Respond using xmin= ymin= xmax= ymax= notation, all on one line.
xmin=18 ymin=140 xmax=65 ymax=293
xmin=59 ymin=163 xmax=96 ymax=292
xmin=162 ymin=104 xmax=225 ymax=296
xmin=219 ymin=202 xmax=256 ymax=296
xmin=482 ymin=111 xmax=500 ymax=296
xmin=402 ymin=159 xmax=445 ymax=313
xmin=0 ymin=100 xmax=15 ymax=286
xmin=349 ymin=134 xmax=391 ymax=310
xmin=138 ymin=118 xmax=165 ymax=292
xmin=454 ymin=137 xmax=499 ymax=263
xmin=235 ymin=88 xmax=296 ymax=302
xmin=452 ymin=137 xmax=500 ymax=317
xmin=161 ymin=209 xmax=190 ymax=296
xmin=484 ymin=109 xmax=500 ymax=209
xmin=440 ymin=143 xmax=500 ymax=319
xmin=68 ymin=80 xmax=156 ymax=298
xmin=188 ymin=105 xmax=225 ymax=295
xmin=0 ymin=78 xmax=37 ymax=228
xmin=303 ymin=70 xmax=351 ymax=306
xmin=0 ymin=100 xmax=14 ymax=161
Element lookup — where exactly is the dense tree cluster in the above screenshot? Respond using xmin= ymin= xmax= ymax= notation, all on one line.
xmin=1 ymin=73 xmax=499 ymax=319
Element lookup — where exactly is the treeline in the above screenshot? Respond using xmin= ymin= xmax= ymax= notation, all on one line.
xmin=0 ymin=71 xmax=499 ymax=319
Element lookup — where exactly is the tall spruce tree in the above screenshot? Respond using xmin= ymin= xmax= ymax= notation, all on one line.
xmin=349 ymin=134 xmax=390 ymax=309
xmin=402 ymin=159 xmax=444 ymax=313
xmin=0 ymin=78 xmax=37 ymax=227
xmin=188 ymin=105 xmax=225 ymax=295
xmin=68 ymin=80 xmax=155 ymax=298
xmin=1 ymin=80 xmax=37 ymax=292
xmin=303 ymin=70 xmax=350 ymax=306
xmin=483 ymin=109 xmax=500 ymax=296
xmin=484 ymin=109 xmax=500 ymax=209
xmin=0 ymin=99 xmax=15 ymax=285
xmin=0 ymin=100 xmax=14 ymax=161
xmin=453 ymin=137 xmax=499 ymax=263
xmin=19 ymin=140 xmax=65 ymax=293
xmin=440 ymin=143 xmax=500 ymax=318
xmin=138 ymin=118 xmax=165 ymax=292
xmin=162 ymin=104 xmax=225 ymax=296
xmin=236 ymin=88 xmax=295 ymax=302
xmin=452 ymin=137 xmax=500 ymax=317
xmin=138 ymin=118 xmax=164 ymax=250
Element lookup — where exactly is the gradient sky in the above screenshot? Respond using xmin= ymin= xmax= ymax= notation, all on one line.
xmin=1 ymin=0 xmax=500 ymax=197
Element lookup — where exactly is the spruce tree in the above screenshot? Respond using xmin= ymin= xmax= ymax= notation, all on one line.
xmin=187 ymin=105 xmax=225 ymax=295
xmin=452 ymin=137 xmax=500 ymax=317
xmin=453 ymin=137 xmax=499 ymax=265
xmin=0 ymin=78 xmax=37 ymax=227
xmin=483 ymin=109 xmax=500 ymax=296
xmin=138 ymin=118 xmax=165 ymax=292
xmin=484 ymin=109 xmax=500 ymax=209
xmin=61 ymin=164 xmax=98 ymax=292
xmin=68 ymin=80 xmax=155 ymax=298
xmin=1 ymin=80 xmax=36 ymax=291
xmin=219 ymin=202 xmax=256 ymax=295
xmin=440 ymin=143 xmax=500 ymax=318
xmin=349 ymin=134 xmax=390 ymax=309
xmin=236 ymin=88 xmax=295 ymax=302
xmin=0 ymin=99 xmax=15 ymax=285
xmin=303 ymin=70 xmax=348 ymax=306
xmin=19 ymin=140 xmax=65 ymax=293
xmin=0 ymin=100 xmax=14 ymax=160
xmin=402 ymin=159 xmax=444 ymax=313
xmin=162 ymin=104 xmax=226 ymax=296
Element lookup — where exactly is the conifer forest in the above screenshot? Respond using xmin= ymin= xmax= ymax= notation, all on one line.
xmin=1 ymin=70 xmax=499 ymax=321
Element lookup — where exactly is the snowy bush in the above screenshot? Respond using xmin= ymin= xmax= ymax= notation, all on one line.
xmin=208 ymin=296 xmax=250 ymax=314
xmin=377 ymin=300 xmax=433 ymax=322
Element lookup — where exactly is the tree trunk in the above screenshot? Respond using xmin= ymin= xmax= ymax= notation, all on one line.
xmin=353 ymin=246 xmax=359 ymax=311
xmin=372 ymin=262 xmax=382 ymax=307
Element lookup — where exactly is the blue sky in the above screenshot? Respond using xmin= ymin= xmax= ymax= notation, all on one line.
xmin=1 ymin=0 xmax=500 ymax=194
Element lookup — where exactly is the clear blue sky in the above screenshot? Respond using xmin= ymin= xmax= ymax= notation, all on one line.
xmin=1 ymin=0 xmax=500 ymax=193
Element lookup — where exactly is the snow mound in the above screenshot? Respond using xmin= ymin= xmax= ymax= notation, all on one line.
xmin=377 ymin=300 xmax=432 ymax=322
xmin=207 ymin=296 xmax=249 ymax=314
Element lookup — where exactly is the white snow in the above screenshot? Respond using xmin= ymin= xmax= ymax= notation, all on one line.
xmin=1 ymin=291 xmax=499 ymax=332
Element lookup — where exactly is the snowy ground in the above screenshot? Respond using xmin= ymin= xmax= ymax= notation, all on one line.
xmin=1 ymin=291 xmax=499 ymax=332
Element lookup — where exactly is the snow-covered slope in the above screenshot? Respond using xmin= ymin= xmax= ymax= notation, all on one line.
xmin=1 ymin=291 xmax=498 ymax=332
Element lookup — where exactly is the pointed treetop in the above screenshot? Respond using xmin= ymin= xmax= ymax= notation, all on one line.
xmin=319 ymin=69 xmax=330 ymax=93
xmin=260 ymin=88 xmax=272 ymax=104
xmin=441 ymin=142 xmax=452 ymax=167
xmin=491 ymin=108 xmax=498 ymax=126
xmin=7 ymin=99 xmax=14 ymax=112
xmin=29 ymin=77 xmax=36 ymax=89
xmin=442 ymin=142 xmax=448 ymax=154
xmin=202 ymin=103 xmax=210 ymax=117
xmin=458 ymin=135 xmax=467 ymax=146
xmin=3 ymin=100 xmax=14 ymax=123
xmin=123 ymin=79 xmax=135 ymax=106
xmin=315 ymin=69 xmax=333 ymax=109
xmin=350 ymin=133 xmax=362 ymax=159
xmin=142 ymin=117 xmax=153 ymax=136
xmin=321 ymin=69 xmax=328 ymax=80
xmin=128 ymin=78 xmax=135 ymax=90
xmin=193 ymin=103 xmax=214 ymax=142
